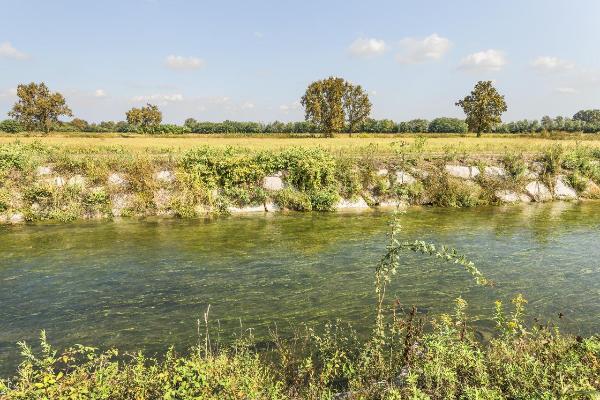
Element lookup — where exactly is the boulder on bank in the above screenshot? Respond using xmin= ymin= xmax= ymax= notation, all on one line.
xmin=36 ymin=166 xmax=52 ymax=176
xmin=484 ymin=166 xmax=506 ymax=177
xmin=553 ymin=176 xmax=578 ymax=200
xmin=263 ymin=172 xmax=284 ymax=191
xmin=525 ymin=181 xmax=552 ymax=202
xmin=67 ymin=175 xmax=85 ymax=187
xmin=495 ymin=190 xmax=531 ymax=203
xmin=335 ymin=197 xmax=370 ymax=210
xmin=395 ymin=170 xmax=416 ymax=185
xmin=582 ymin=179 xmax=600 ymax=199
xmin=445 ymin=165 xmax=479 ymax=179
xmin=9 ymin=212 xmax=24 ymax=224
xmin=228 ymin=204 xmax=266 ymax=213
xmin=108 ymin=173 xmax=127 ymax=187
xmin=154 ymin=170 xmax=175 ymax=183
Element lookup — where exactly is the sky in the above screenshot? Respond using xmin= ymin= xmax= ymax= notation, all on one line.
xmin=1 ymin=0 xmax=599 ymax=124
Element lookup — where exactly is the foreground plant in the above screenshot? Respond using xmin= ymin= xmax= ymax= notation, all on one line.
xmin=1 ymin=218 xmax=599 ymax=399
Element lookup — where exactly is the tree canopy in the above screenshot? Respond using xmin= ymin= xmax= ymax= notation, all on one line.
xmin=573 ymin=109 xmax=600 ymax=124
xmin=300 ymin=77 xmax=371 ymax=136
xmin=455 ymin=81 xmax=507 ymax=137
xmin=126 ymin=103 xmax=162 ymax=133
xmin=8 ymin=82 xmax=72 ymax=133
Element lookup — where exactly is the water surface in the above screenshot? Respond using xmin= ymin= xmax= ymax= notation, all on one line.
xmin=1 ymin=203 xmax=600 ymax=374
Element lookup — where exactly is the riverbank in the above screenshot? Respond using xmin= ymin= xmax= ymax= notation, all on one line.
xmin=1 ymin=140 xmax=599 ymax=224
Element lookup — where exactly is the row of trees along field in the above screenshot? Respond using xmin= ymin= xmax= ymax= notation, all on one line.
xmin=1 ymin=79 xmax=600 ymax=135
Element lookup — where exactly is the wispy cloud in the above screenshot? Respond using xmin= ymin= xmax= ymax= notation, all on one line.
xmin=396 ymin=33 xmax=450 ymax=64
xmin=0 ymin=41 xmax=28 ymax=60
xmin=165 ymin=55 xmax=204 ymax=70
xmin=554 ymin=87 xmax=578 ymax=94
xmin=531 ymin=56 xmax=575 ymax=72
xmin=348 ymin=38 xmax=387 ymax=58
xmin=132 ymin=93 xmax=184 ymax=104
xmin=279 ymin=101 xmax=301 ymax=114
xmin=459 ymin=49 xmax=506 ymax=72
xmin=94 ymin=89 xmax=107 ymax=98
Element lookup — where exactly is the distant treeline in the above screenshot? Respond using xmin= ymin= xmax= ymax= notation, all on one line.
xmin=2 ymin=114 xmax=600 ymax=135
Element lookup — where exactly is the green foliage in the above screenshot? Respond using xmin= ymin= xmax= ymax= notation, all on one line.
xmin=456 ymin=81 xmax=508 ymax=136
xmin=427 ymin=117 xmax=468 ymax=133
xmin=273 ymin=188 xmax=312 ymax=211
xmin=278 ymin=147 xmax=336 ymax=192
xmin=0 ymin=143 xmax=32 ymax=171
xmin=0 ymin=119 xmax=24 ymax=133
xmin=301 ymin=77 xmax=372 ymax=136
xmin=8 ymin=82 xmax=73 ymax=133
xmin=502 ymin=152 xmax=527 ymax=181
xmin=573 ymin=109 xmax=600 ymax=124
xmin=125 ymin=103 xmax=162 ymax=133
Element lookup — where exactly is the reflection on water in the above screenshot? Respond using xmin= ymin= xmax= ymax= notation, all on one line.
xmin=1 ymin=202 xmax=600 ymax=374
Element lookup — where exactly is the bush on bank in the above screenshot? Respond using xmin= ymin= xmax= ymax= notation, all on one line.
xmin=1 ymin=221 xmax=599 ymax=399
xmin=1 ymin=141 xmax=600 ymax=223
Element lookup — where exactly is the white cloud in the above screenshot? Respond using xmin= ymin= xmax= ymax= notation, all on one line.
xmin=348 ymin=38 xmax=387 ymax=57
xmin=531 ymin=56 xmax=575 ymax=72
xmin=94 ymin=89 xmax=107 ymax=98
xmin=0 ymin=87 xmax=17 ymax=97
xmin=554 ymin=87 xmax=578 ymax=94
xmin=0 ymin=41 xmax=28 ymax=60
xmin=241 ymin=101 xmax=255 ymax=110
xmin=165 ymin=55 xmax=204 ymax=70
xmin=459 ymin=49 xmax=507 ymax=72
xmin=253 ymin=31 xmax=264 ymax=39
xmin=279 ymin=101 xmax=301 ymax=114
xmin=396 ymin=33 xmax=451 ymax=64
xmin=132 ymin=93 xmax=184 ymax=104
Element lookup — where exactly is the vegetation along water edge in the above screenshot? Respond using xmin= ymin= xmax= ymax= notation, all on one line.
xmin=1 ymin=139 xmax=600 ymax=224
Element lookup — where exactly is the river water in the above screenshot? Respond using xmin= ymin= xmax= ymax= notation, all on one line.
xmin=1 ymin=202 xmax=600 ymax=374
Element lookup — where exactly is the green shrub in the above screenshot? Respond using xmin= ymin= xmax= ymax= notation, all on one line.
xmin=273 ymin=188 xmax=312 ymax=211
xmin=278 ymin=147 xmax=336 ymax=192
xmin=0 ymin=119 xmax=23 ymax=133
xmin=309 ymin=189 xmax=340 ymax=211
xmin=0 ymin=143 xmax=31 ymax=171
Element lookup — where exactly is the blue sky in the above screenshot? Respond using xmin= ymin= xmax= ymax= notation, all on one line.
xmin=1 ymin=0 xmax=599 ymax=123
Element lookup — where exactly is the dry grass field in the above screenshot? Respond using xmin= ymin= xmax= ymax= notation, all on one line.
xmin=2 ymin=133 xmax=600 ymax=155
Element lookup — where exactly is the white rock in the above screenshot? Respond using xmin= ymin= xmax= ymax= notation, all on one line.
xmin=154 ymin=170 xmax=175 ymax=183
xmin=264 ymin=202 xmax=280 ymax=212
xmin=495 ymin=190 xmax=520 ymax=203
xmin=582 ymin=179 xmax=600 ymax=198
xmin=9 ymin=213 xmax=24 ymax=224
xmin=395 ymin=170 xmax=416 ymax=185
xmin=263 ymin=173 xmax=284 ymax=191
xmin=110 ymin=194 xmax=129 ymax=216
xmin=525 ymin=181 xmax=552 ymax=202
xmin=228 ymin=204 xmax=266 ymax=213
xmin=335 ymin=197 xmax=370 ymax=210
xmin=153 ymin=188 xmax=172 ymax=209
xmin=519 ymin=194 xmax=532 ymax=203
xmin=553 ymin=176 xmax=578 ymax=200
xmin=67 ymin=175 xmax=85 ymax=187
xmin=484 ymin=166 xmax=506 ymax=177
xmin=377 ymin=168 xmax=388 ymax=177
xmin=108 ymin=173 xmax=127 ymax=186
xmin=51 ymin=176 xmax=65 ymax=187
xmin=524 ymin=170 xmax=538 ymax=180
xmin=445 ymin=165 xmax=479 ymax=179
xmin=36 ymin=166 xmax=52 ymax=176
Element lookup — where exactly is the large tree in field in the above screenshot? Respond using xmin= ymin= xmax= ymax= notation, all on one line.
xmin=301 ymin=77 xmax=371 ymax=137
xmin=455 ymin=80 xmax=507 ymax=137
xmin=126 ymin=103 xmax=162 ymax=133
xmin=9 ymin=82 xmax=72 ymax=133
xmin=343 ymin=82 xmax=371 ymax=135
xmin=301 ymin=77 xmax=346 ymax=136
